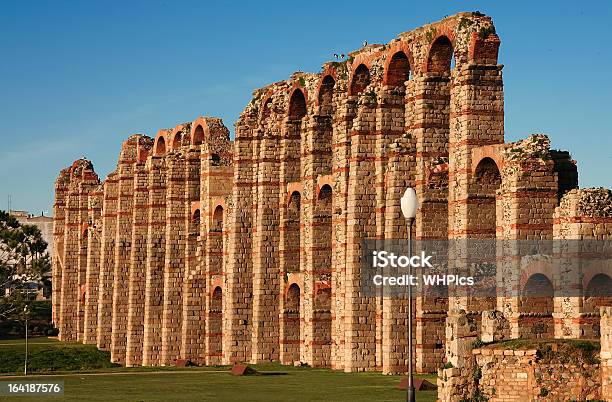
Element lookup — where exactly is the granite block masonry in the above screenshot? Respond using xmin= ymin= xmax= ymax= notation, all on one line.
xmin=53 ymin=11 xmax=612 ymax=383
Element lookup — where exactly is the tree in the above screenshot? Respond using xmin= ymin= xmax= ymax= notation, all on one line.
xmin=0 ymin=210 xmax=51 ymax=321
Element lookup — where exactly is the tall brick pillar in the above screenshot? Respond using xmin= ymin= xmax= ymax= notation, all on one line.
xmin=58 ymin=177 xmax=79 ymax=341
xmin=330 ymin=72 xmax=350 ymax=370
xmin=126 ymin=136 xmax=153 ymax=366
xmin=495 ymin=136 xmax=558 ymax=339
xmin=52 ymin=170 xmax=70 ymax=325
xmin=97 ymin=172 xmax=118 ymax=349
xmin=111 ymin=137 xmax=138 ymax=364
xmin=344 ymin=71 xmax=379 ymax=372
xmin=375 ymin=67 xmax=409 ymax=370
xmin=251 ymin=104 xmax=283 ymax=363
xmin=59 ymin=160 xmax=98 ymax=341
xmin=142 ymin=153 xmax=166 ymax=366
xmin=408 ymin=62 xmax=452 ymax=373
xmin=447 ymin=33 xmax=504 ymax=317
xmin=224 ymin=114 xmax=256 ymax=364
xmin=381 ymin=65 xmax=417 ymax=373
xmin=552 ymin=189 xmax=612 ymax=339
xmin=161 ymin=142 xmax=188 ymax=365
xmin=601 ymin=307 xmax=612 ymax=401
xmin=302 ymin=75 xmax=334 ymax=366
xmin=76 ymin=180 xmax=94 ymax=341
xmin=83 ymin=185 xmax=103 ymax=344
xmin=179 ymin=146 xmax=201 ymax=361
xmin=382 ymin=140 xmax=415 ymax=374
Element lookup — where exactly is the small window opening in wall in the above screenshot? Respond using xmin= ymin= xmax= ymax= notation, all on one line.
xmin=211 ymin=153 xmax=221 ymax=166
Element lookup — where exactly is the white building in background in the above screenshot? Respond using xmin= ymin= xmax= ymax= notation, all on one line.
xmin=10 ymin=210 xmax=54 ymax=258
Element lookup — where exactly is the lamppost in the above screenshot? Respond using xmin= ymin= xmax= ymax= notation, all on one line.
xmin=24 ymin=304 xmax=28 ymax=376
xmin=400 ymin=188 xmax=419 ymax=402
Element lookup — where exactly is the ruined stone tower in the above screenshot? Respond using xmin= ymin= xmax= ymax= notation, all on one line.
xmin=52 ymin=12 xmax=612 ymax=377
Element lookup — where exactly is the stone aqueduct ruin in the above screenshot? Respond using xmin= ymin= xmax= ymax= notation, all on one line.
xmin=53 ymin=11 xmax=612 ymax=381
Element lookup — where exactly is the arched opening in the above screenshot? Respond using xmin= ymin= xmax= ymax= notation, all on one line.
xmin=189 ymin=209 xmax=200 ymax=236
xmin=315 ymin=185 xmax=332 ymax=267
xmin=583 ymin=273 xmax=612 ymax=336
xmin=285 ymin=192 xmax=301 ymax=274
xmin=315 ymin=76 xmax=334 ymax=177
xmin=350 ymin=64 xmax=370 ymax=95
xmin=288 ymin=89 xmax=307 ymax=120
xmin=386 ymin=51 xmax=410 ymax=87
xmin=155 ymin=137 xmax=166 ymax=156
xmin=282 ymin=283 xmax=301 ymax=363
xmin=520 ymin=273 xmax=554 ymax=338
xmin=318 ymin=75 xmax=335 ymax=116
xmin=261 ymin=97 xmax=272 ymax=121
xmin=585 ymin=273 xmax=612 ymax=305
xmin=427 ymin=36 xmax=454 ymax=74
xmin=193 ymin=125 xmax=204 ymax=146
xmin=172 ymin=133 xmax=182 ymax=150
xmin=209 ymin=286 xmax=223 ymax=364
xmin=311 ymin=185 xmax=333 ymax=365
xmin=285 ymin=90 xmax=306 ymax=184
xmin=473 ymin=157 xmax=502 ymax=237
xmin=210 ymin=205 xmax=224 ymax=276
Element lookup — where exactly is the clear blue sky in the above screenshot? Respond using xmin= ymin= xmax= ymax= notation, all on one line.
xmin=1 ymin=0 xmax=611 ymax=215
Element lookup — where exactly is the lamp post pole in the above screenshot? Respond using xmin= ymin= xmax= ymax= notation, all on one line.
xmin=406 ymin=217 xmax=415 ymax=402
xmin=400 ymin=187 xmax=418 ymax=402
xmin=24 ymin=305 xmax=28 ymax=376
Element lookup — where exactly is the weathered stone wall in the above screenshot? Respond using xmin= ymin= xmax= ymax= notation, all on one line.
xmin=51 ymin=13 xmax=611 ymax=395
xmin=439 ymin=310 xmax=607 ymax=401
xmin=602 ymin=306 xmax=612 ymax=401
xmin=473 ymin=344 xmax=601 ymax=401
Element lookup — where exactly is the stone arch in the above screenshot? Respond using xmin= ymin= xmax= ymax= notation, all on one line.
xmin=285 ymin=89 xmax=306 ymax=183
xmin=172 ymin=132 xmax=183 ymax=150
xmin=288 ymin=88 xmax=307 ymax=120
xmin=584 ymin=273 xmax=612 ymax=313
xmin=283 ymin=191 xmax=301 ymax=274
xmin=385 ymin=51 xmax=411 ymax=87
xmin=208 ymin=286 xmax=223 ymax=363
xmin=350 ymin=64 xmax=370 ymax=96
xmin=282 ymin=283 xmax=301 ymax=363
xmin=317 ymin=75 xmax=335 ymax=115
xmin=154 ymin=136 xmax=166 ymax=156
xmin=192 ymin=209 xmax=200 ymax=224
xmin=519 ymin=273 xmax=554 ymax=338
xmin=260 ymin=96 xmax=273 ymax=122
xmin=522 ymin=273 xmax=554 ymax=309
xmin=314 ymin=76 xmax=334 ymax=179
xmin=427 ymin=35 xmax=454 ymax=74
xmin=286 ymin=183 xmax=304 ymax=204
xmin=317 ymin=184 xmax=332 ymax=210
xmin=212 ymin=205 xmax=223 ymax=232
xmin=209 ymin=205 xmax=224 ymax=276
xmin=315 ymin=185 xmax=332 ymax=271
xmin=473 ymin=157 xmax=502 ymax=237
xmin=189 ymin=209 xmax=200 ymax=235
xmin=192 ymin=124 xmax=205 ymax=146
xmin=313 ymin=185 xmax=332 ymax=364
xmin=474 ymin=157 xmax=501 ymax=185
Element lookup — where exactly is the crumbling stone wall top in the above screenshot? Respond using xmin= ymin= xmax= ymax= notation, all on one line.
xmin=238 ymin=11 xmax=500 ymax=130
xmin=557 ymin=188 xmax=612 ymax=218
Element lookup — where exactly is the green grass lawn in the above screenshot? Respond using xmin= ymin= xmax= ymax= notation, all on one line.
xmin=0 ymin=338 xmax=437 ymax=401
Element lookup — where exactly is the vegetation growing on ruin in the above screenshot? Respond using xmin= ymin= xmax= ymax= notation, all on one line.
xmin=478 ymin=25 xmax=496 ymax=39
xmin=484 ymin=339 xmax=601 ymax=365
xmin=425 ymin=27 xmax=437 ymax=43
xmin=458 ymin=17 xmax=474 ymax=30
